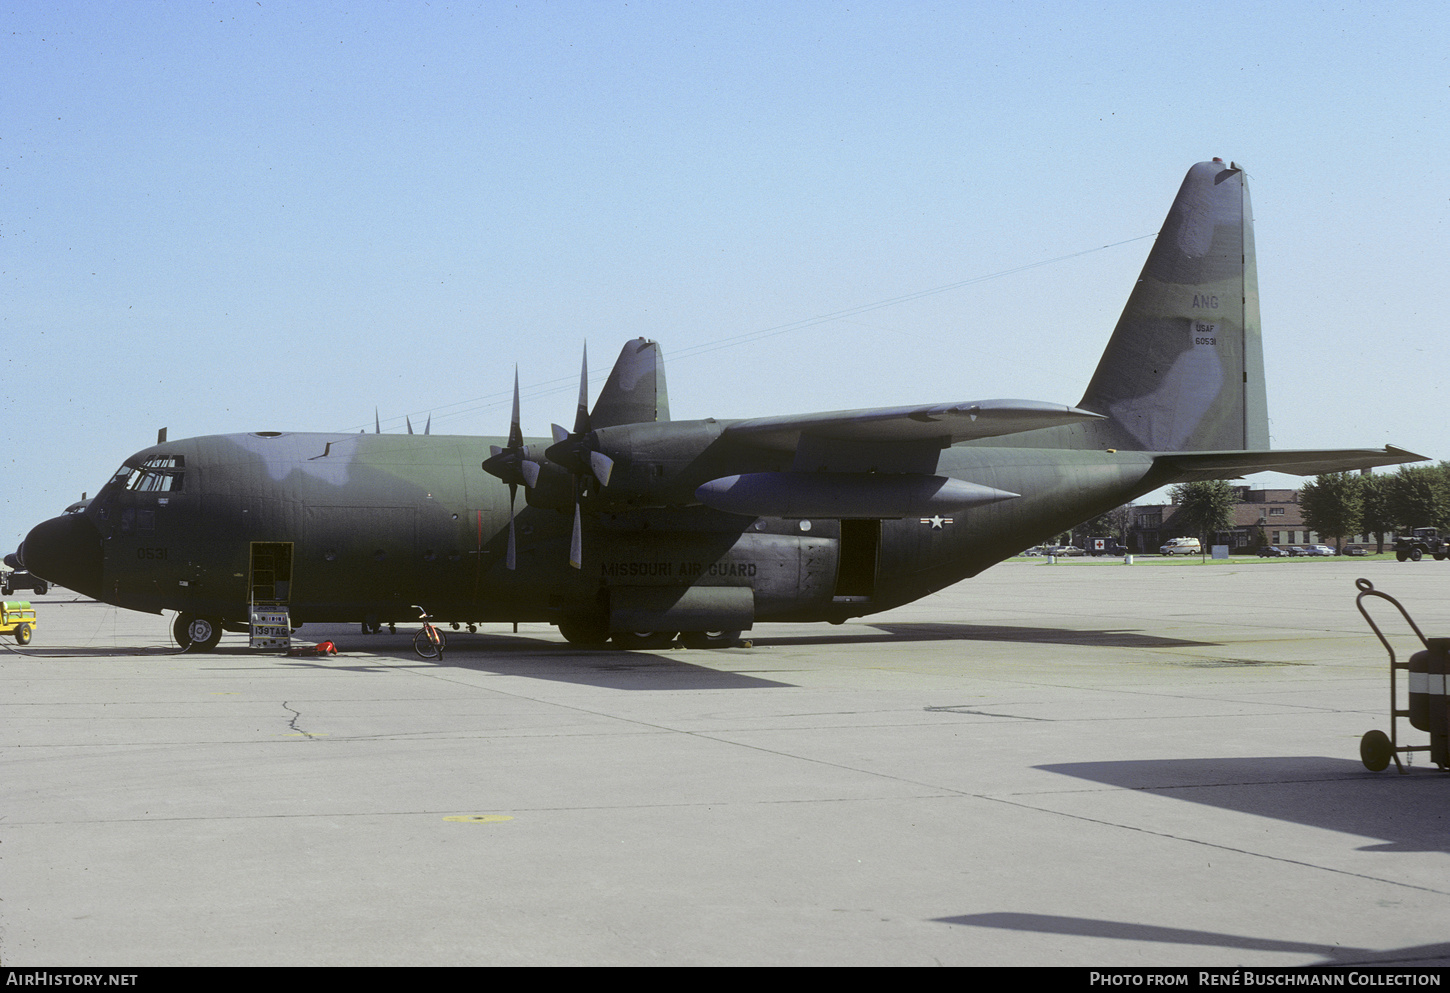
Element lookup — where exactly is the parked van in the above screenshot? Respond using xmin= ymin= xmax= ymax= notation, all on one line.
xmin=1159 ymin=537 xmax=1202 ymax=556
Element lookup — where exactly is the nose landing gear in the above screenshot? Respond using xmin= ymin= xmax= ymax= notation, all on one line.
xmin=173 ymin=613 xmax=223 ymax=652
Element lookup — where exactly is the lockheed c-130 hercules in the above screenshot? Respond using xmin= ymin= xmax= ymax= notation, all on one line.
xmin=17 ymin=159 xmax=1426 ymax=651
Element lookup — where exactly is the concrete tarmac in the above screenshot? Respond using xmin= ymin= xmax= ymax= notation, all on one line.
xmin=2 ymin=558 xmax=1448 ymax=967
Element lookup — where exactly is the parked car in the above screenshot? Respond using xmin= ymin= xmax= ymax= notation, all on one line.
xmin=1302 ymin=544 xmax=1336 ymax=556
xmin=1340 ymin=545 xmax=1368 ymax=556
xmin=1159 ymin=537 xmax=1202 ymax=556
xmin=1257 ymin=545 xmax=1287 ymax=557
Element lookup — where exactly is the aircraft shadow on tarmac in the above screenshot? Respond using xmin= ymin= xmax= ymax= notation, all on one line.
xmin=1038 ymin=756 xmax=1450 ymax=854
xmin=754 ymin=622 xmax=1221 ymax=651
xmin=935 ymin=913 xmax=1450 ymax=967
xmin=273 ymin=617 xmax=1221 ymax=688
xmin=278 ymin=627 xmax=795 ymax=691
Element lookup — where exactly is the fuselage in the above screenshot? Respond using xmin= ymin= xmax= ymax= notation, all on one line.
xmin=20 ymin=424 xmax=1168 ymax=635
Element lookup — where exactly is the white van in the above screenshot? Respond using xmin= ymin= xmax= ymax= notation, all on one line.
xmin=1159 ymin=537 xmax=1202 ymax=556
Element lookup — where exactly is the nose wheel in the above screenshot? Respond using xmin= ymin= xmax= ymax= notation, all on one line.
xmin=173 ymin=613 xmax=223 ymax=652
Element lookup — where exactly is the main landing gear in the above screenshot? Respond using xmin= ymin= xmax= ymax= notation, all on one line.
xmin=555 ymin=620 xmax=742 ymax=650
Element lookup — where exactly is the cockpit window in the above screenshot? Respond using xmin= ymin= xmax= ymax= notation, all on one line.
xmin=123 ymin=456 xmax=185 ymax=493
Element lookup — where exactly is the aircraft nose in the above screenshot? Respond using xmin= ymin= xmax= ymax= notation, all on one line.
xmin=20 ymin=514 xmax=103 ymax=598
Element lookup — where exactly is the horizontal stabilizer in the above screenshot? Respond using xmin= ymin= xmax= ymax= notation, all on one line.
xmin=696 ymin=472 xmax=1019 ymax=519
xmin=723 ymin=400 xmax=1104 ymax=450
xmin=1157 ymin=445 xmax=1427 ymax=481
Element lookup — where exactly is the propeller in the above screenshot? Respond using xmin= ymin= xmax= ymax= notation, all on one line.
xmin=481 ymin=368 xmax=541 ymax=570
xmin=544 ymin=344 xmax=615 ymax=569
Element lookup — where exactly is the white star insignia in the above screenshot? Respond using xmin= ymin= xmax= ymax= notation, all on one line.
xmin=920 ymin=515 xmax=953 ymax=529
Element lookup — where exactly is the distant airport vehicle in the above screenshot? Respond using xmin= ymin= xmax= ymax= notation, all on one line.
xmin=16 ymin=160 xmax=1424 ymax=650
xmin=1086 ymin=536 xmax=1124 ymax=556
xmin=1394 ymin=528 xmax=1448 ymax=563
xmin=1159 ymin=538 xmax=1203 ymax=556
xmin=0 ymin=559 xmax=48 ymax=597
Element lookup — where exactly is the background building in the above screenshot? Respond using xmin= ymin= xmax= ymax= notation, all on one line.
xmin=1126 ymin=487 xmax=1389 ymax=553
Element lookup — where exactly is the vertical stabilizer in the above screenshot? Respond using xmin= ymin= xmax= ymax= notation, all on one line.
xmin=590 ymin=338 xmax=671 ymax=428
xmin=1079 ymin=160 xmax=1268 ymax=452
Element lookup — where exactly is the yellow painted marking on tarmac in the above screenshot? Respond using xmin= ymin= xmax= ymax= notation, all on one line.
xmin=444 ymin=814 xmax=514 ymax=824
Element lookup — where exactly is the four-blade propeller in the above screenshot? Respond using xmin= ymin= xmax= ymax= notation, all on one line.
xmin=480 ymin=349 xmax=611 ymax=570
xmin=481 ymin=368 xmax=544 ymax=570
xmin=543 ymin=346 xmax=615 ymax=568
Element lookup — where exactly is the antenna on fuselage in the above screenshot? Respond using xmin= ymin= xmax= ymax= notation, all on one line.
xmin=157 ymin=427 xmax=167 ymax=445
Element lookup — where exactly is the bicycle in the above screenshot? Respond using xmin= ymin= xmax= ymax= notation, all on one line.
xmin=412 ymin=605 xmax=447 ymax=660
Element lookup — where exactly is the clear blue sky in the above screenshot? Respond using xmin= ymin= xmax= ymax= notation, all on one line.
xmin=4 ymin=0 xmax=1447 ymax=546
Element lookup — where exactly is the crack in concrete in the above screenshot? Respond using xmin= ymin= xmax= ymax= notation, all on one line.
xmin=282 ymin=701 xmax=318 ymax=739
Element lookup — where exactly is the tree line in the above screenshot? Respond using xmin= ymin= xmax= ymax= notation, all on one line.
xmin=1297 ymin=462 xmax=1450 ymax=552
xmin=1166 ymin=463 xmax=1450 ymax=554
xmin=1060 ymin=463 xmax=1449 ymax=555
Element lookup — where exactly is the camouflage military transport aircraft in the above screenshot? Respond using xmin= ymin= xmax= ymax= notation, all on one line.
xmin=17 ymin=159 xmax=1425 ymax=650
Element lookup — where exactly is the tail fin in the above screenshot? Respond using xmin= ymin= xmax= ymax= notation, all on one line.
xmin=1079 ymin=159 xmax=1268 ymax=452
xmin=590 ymin=338 xmax=671 ymax=428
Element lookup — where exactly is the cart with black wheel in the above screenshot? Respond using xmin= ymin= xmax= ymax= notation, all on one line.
xmin=1354 ymin=578 xmax=1449 ymax=773
xmin=0 ymin=600 xmax=37 ymax=645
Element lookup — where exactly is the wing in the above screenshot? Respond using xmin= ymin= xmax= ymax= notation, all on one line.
xmin=725 ymin=399 xmax=1103 ymax=448
xmin=723 ymin=399 xmax=1104 ymax=473
xmin=692 ymin=399 xmax=1099 ymax=518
